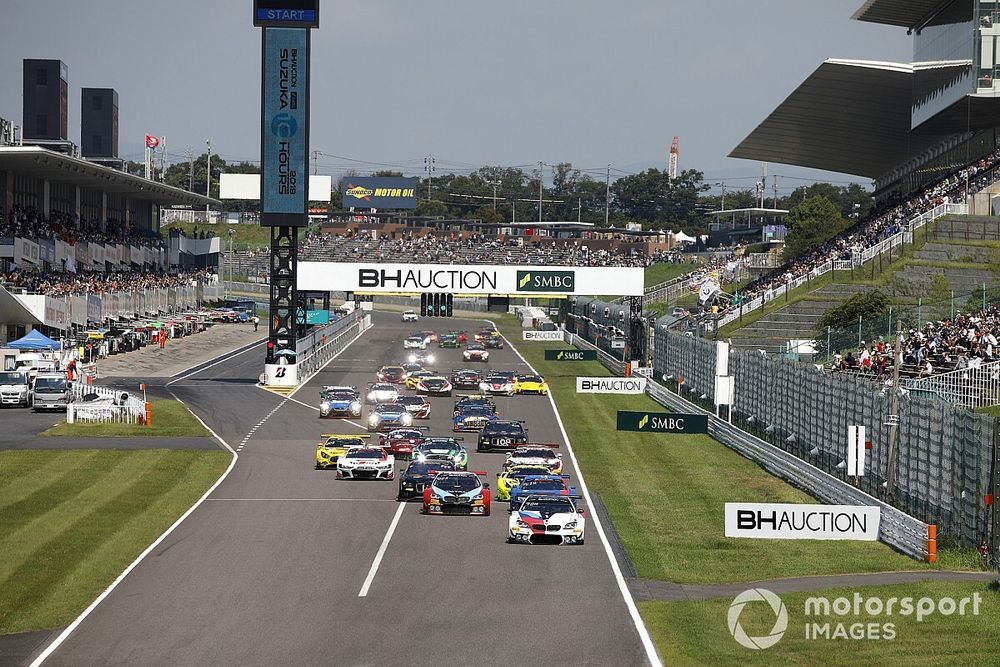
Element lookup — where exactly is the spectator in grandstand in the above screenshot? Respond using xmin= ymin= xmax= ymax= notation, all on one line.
xmin=1 ymin=269 xmax=209 ymax=297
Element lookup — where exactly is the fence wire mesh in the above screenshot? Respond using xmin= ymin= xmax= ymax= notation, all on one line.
xmin=653 ymin=326 xmax=996 ymax=547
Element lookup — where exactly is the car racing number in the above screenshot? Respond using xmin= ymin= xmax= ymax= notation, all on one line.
xmin=495 ymin=437 xmax=512 ymax=446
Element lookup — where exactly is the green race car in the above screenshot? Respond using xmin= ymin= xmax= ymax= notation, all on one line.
xmin=438 ymin=334 xmax=461 ymax=349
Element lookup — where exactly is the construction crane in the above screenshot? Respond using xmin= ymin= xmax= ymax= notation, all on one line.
xmin=668 ymin=136 xmax=679 ymax=181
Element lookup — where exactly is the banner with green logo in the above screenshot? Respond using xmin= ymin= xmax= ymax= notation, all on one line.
xmin=544 ymin=349 xmax=597 ymax=361
xmin=616 ymin=410 xmax=708 ymax=433
xmin=516 ymin=270 xmax=575 ymax=292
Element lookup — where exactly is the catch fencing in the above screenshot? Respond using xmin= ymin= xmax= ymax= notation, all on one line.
xmin=566 ymin=327 xmax=934 ymax=558
xmin=908 ymin=359 xmax=1000 ymax=409
xmin=650 ymin=327 xmax=996 ymax=548
xmin=67 ymin=382 xmax=146 ymax=424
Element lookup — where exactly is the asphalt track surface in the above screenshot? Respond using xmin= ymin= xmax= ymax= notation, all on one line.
xmin=36 ymin=313 xmax=651 ymax=666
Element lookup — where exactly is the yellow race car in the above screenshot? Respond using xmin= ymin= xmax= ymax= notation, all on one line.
xmin=405 ymin=371 xmax=435 ymax=390
xmin=495 ymin=464 xmax=553 ymax=501
xmin=316 ymin=434 xmax=370 ymax=469
xmin=513 ymin=374 xmax=549 ymax=395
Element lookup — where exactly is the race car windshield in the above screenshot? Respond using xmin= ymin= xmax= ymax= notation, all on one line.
xmin=372 ymin=384 xmax=395 ymax=392
xmin=485 ymin=423 xmax=522 ymax=434
xmin=436 ymin=476 xmax=479 ymax=492
xmin=518 ymin=449 xmax=555 ymax=458
xmin=378 ymin=403 xmax=406 ymax=413
xmin=397 ymin=397 xmax=425 ymax=406
xmin=460 ymin=406 xmax=493 ymax=415
xmin=519 ymin=375 xmax=542 ymax=383
xmin=346 ymin=449 xmax=383 ymax=459
xmin=523 ymin=479 xmax=563 ymax=490
xmin=407 ymin=462 xmax=454 ymax=475
xmin=325 ymin=439 xmax=363 ymax=448
xmin=522 ymin=498 xmax=574 ymax=513
xmin=423 ymin=379 xmax=446 ymax=387
xmin=467 ymin=344 xmax=485 ymax=351
xmin=510 ymin=467 xmax=550 ymax=478
xmin=406 ymin=336 xmax=424 ymax=343
xmin=383 ymin=367 xmax=404 ymax=374
xmin=328 ymin=392 xmax=355 ymax=400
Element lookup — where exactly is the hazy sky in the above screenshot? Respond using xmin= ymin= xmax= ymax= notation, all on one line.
xmin=0 ymin=1 xmax=911 ymax=192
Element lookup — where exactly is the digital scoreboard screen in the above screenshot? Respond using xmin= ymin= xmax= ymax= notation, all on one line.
xmin=253 ymin=0 xmax=319 ymax=28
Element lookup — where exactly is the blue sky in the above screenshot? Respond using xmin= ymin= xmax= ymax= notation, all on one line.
xmin=0 ymin=1 xmax=911 ymax=193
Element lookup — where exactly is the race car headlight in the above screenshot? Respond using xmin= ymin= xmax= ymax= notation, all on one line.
xmin=367 ymin=392 xmax=376 ymax=401
xmin=479 ymin=382 xmax=488 ymax=391
xmin=408 ymin=354 xmax=416 ymax=363
xmin=427 ymin=354 xmax=435 ymax=364
xmin=564 ymin=520 xmax=578 ymax=529
xmin=320 ymin=402 xmax=330 ymax=413
xmin=368 ymin=414 xmax=379 ymax=425
xmin=401 ymin=414 xmax=413 ymax=426
xmin=453 ymin=454 xmax=462 ymax=464
xmin=516 ymin=520 xmax=530 ymax=529
xmin=350 ymin=401 xmax=362 ymax=412
xmin=416 ymin=453 xmax=428 ymax=462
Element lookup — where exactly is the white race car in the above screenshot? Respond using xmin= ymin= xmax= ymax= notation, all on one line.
xmin=404 ymin=335 xmax=427 ymax=349
xmin=366 ymin=383 xmax=400 ymax=405
xmin=508 ymin=494 xmax=585 ymax=545
xmin=503 ymin=445 xmax=563 ymax=474
xmin=336 ymin=447 xmax=395 ymax=480
xmin=401 ymin=310 xmax=419 ymax=322
xmin=480 ymin=372 xmax=514 ymax=396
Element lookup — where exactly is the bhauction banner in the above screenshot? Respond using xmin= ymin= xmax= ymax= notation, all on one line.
xmin=297 ymin=262 xmax=645 ymax=296
xmin=724 ymin=503 xmax=880 ymax=541
xmin=576 ymin=377 xmax=647 ymax=394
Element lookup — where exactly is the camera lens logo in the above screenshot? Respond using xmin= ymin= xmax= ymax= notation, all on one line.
xmin=727 ymin=588 xmax=787 ymax=650
xmin=271 ymin=112 xmax=298 ymax=138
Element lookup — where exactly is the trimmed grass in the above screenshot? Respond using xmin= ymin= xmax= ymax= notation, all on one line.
xmin=976 ymin=405 xmax=1000 ymax=418
xmin=639 ymin=581 xmax=1000 ymax=666
xmin=41 ymin=400 xmax=210 ymax=438
xmin=0 ymin=449 xmax=230 ymax=634
xmin=161 ymin=221 xmax=307 ymax=251
xmin=493 ymin=316 xmax=942 ymax=584
xmin=645 ymin=262 xmax=695 ymax=288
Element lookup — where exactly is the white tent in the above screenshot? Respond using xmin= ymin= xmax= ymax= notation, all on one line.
xmin=672 ymin=230 xmax=697 ymax=244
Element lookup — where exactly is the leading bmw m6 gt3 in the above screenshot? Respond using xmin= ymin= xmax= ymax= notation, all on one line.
xmin=422 ymin=471 xmax=491 ymax=516
xmin=336 ymin=447 xmax=395 ymax=480
xmin=508 ymin=494 xmax=585 ymax=544
xmin=319 ymin=386 xmax=363 ymax=418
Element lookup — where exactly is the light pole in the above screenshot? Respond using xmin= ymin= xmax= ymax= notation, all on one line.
xmin=605 ymin=164 xmax=611 ymax=225
xmin=537 ymin=161 xmax=546 ymax=223
xmin=205 ymin=138 xmax=212 ymax=218
xmin=714 ymin=181 xmax=726 ymax=210
xmin=424 ymin=155 xmax=435 ymax=200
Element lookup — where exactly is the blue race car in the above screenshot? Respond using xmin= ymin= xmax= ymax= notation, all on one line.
xmin=509 ymin=474 xmax=576 ymax=508
xmin=422 ymin=470 xmax=491 ymax=516
xmin=452 ymin=404 xmax=498 ymax=432
xmin=366 ymin=402 xmax=414 ymax=432
xmin=319 ymin=386 xmax=363 ymax=419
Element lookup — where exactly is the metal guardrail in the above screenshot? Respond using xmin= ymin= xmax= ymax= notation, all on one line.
xmin=295 ymin=314 xmax=372 ymax=378
xmin=68 ymin=382 xmax=146 ymax=424
xmin=564 ymin=324 xmax=932 ymax=560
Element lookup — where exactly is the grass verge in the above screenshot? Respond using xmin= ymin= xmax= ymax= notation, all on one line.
xmin=40 ymin=400 xmax=210 ymax=438
xmin=639 ymin=581 xmax=1000 ymax=666
xmin=645 ymin=262 xmax=695 ymax=288
xmin=0 ymin=449 xmax=230 ymax=634
xmin=491 ymin=315 xmax=952 ymax=584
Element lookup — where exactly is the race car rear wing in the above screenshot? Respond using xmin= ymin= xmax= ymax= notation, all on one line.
xmin=320 ymin=433 xmax=370 ymax=439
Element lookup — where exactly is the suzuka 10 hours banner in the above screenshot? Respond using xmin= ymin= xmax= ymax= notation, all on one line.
xmin=261 ymin=27 xmax=308 ymax=226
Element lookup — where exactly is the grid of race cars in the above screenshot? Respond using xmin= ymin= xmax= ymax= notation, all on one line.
xmin=315 ymin=324 xmax=586 ymax=545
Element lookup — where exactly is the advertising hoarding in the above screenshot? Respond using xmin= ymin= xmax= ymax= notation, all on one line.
xmin=341 ymin=177 xmax=418 ymax=210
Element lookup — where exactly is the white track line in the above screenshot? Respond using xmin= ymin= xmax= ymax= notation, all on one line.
xmin=492 ymin=319 xmax=663 ymax=667
xmin=32 ymin=325 xmax=376 ymax=665
xmin=166 ymin=336 xmax=266 ymax=386
xmin=358 ymin=501 xmax=406 ymax=597
xmin=31 ymin=395 xmax=238 ymax=667
xmin=208 ymin=498 xmax=399 ymax=502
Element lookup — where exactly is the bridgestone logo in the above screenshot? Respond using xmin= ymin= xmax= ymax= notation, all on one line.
xmin=724 ymin=503 xmax=880 ymax=541
xmin=576 ymin=377 xmax=647 ymax=394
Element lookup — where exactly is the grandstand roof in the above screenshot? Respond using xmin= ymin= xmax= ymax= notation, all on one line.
xmin=851 ymin=0 xmax=965 ymax=29
xmin=0 ymin=147 xmax=219 ymax=208
xmin=729 ymin=59 xmax=941 ymax=178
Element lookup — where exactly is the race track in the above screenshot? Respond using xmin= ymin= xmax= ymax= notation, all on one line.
xmin=37 ymin=313 xmax=652 ymax=666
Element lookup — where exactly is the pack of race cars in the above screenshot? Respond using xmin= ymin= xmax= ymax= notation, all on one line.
xmin=313 ymin=325 xmax=585 ymax=545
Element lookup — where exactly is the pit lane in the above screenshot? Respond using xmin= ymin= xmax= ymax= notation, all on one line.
xmin=35 ymin=312 xmax=651 ymax=666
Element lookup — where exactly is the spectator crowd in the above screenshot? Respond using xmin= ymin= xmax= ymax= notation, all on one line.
xmin=831 ymin=304 xmax=1000 ymax=381
xmin=2 ymin=269 xmax=209 ymax=297
xmin=1 ymin=205 xmax=165 ymax=248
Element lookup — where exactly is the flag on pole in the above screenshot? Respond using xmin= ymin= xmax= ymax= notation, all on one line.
xmin=145 ymin=135 xmax=160 ymax=149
